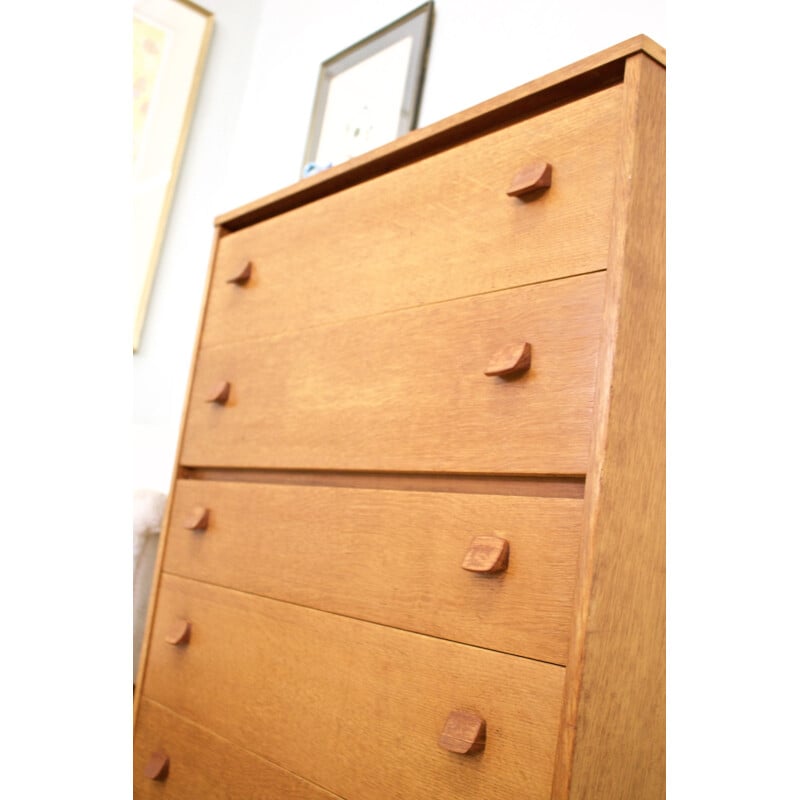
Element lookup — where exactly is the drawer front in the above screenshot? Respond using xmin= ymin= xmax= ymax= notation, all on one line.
xmin=181 ymin=271 xmax=605 ymax=474
xmin=134 ymin=699 xmax=340 ymax=799
xmin=202 ymin=85 xmax=622 ymax=347
xmin=143 ymin=575 xmax=565 ymax=800
xmin=164 ymin=479 xmax=582 ymax=664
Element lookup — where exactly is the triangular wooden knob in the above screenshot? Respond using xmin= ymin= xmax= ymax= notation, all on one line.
xmin=506 ymin=160 xmax=552 ymax=197
xmin=461 ymin=535 xmax=509 ymax=573
xmin=226 ymin=260 xmax=252 ymax=285
xmin=439 ymin=709 xmax=486 ymax=754
xmin=183 ymin=506 xmax=209 ymax=531
xmin=206 ymin=381 xmax=231 ymax=405
xmin=165 ymin=618 xmax=191 ymax=646
xmin=484 ymin=342 xmax=531 ymax=377
xmin=144 ymin=751 xmax=170 ymax=781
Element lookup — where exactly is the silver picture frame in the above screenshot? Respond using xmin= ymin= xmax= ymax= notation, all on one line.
xmin=302 ymin=2 xmax=434 ymax=176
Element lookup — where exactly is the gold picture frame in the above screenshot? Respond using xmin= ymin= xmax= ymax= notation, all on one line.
xmin=302 ymin=2 xmax=434 ymax=177
xmin=133 ymin=0 xmax=213 ymax=352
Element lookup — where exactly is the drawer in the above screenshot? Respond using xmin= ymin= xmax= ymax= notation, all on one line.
xmin=201 ymin=84 xmax=623 ymax=347
xmin=134 ymin=699 xmax=340 ymax=798
xmin=142 ymin=575 xmax=565 ymax=800
xmin=164 ymin=479 xmax=582 ymax=664
xmin=181 ymin=271 xmax=605 ymax=474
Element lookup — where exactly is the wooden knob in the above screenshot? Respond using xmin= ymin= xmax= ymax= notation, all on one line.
xmin=183 ymin=506 xmax=209 ymax=531
xmin=461 ymin=535 xmax=509 ymax=573
xmin=206 ymin=380 xmax=231 ymax=405
xmin=439 ymin=709 xmax=486 ymax=754
xmin=144 ymin=751 xmax=170 ymax=781
xmin=226 ymin=260 xmax=252 ymax=286
xmin=506 ymin=160 xmax=552 ymax=197
xmin=484 ymin=342 xmax=531 ymax=377
xmin=165 ymin=618 xmax=191 ymax=646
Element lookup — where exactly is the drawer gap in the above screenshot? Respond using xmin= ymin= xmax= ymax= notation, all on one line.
xmin=179 ymin=466 xmax=585 ymax=499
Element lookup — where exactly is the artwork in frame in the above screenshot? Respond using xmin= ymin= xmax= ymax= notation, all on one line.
xmin=133 ymin=0 xmax=213 ymax=352
xmin=302 ymin=2 xmax=434 ymax=177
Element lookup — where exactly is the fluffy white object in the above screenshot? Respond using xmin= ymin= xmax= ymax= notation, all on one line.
xmin=133 ymin=489 xmax=167 ymax=683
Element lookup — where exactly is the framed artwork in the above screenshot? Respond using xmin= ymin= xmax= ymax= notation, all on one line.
xmin=133 ymin=0 xmax=213 ymax=352
xmin=302 ymin=2 xmax=434 ymax=176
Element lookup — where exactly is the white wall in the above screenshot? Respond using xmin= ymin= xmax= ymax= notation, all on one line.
xmin=133 ymin=0 xmax=266 ymax=491
xmin=133 ymin=0 xmax=666 ymax=493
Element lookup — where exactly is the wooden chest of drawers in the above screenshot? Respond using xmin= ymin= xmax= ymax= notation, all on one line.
xmin=134 ymin=35 xmax=665 ymax=799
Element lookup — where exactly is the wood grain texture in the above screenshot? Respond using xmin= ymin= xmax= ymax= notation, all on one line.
xmin=134 ymin=39 xmax=667 ymax=798
xmin=161 ymin=480 xmax=582 ymax=664
xmin=551 ymin=53 xmax=665 ymax=800
xmin=202 ymin=87 xmax=621 ymax=347
xmin=141 ymin=575 xmax=565 ymax=800
xmin=215 ymin=36 xmax=663 ymax=233
xmin=134 ymin=699 xmax=342 ymax=799
xmin=181 ymin=273 xmax=606 ymax=475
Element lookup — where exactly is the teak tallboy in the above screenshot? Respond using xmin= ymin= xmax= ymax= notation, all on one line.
xmin=134 ymin=35 xmax=666 ymax=800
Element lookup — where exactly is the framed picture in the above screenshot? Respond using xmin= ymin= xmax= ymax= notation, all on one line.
xmin=133 ymin=0 xmax=213 ymax=352
xmin=302 ymin=2 xmax=434 ymax=176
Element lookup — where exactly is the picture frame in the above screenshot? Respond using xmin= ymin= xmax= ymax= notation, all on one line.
xmin=302 ymin=2 xmax=434 ymax=176
xmin=133 ymin=0 xmax=213 ymax=352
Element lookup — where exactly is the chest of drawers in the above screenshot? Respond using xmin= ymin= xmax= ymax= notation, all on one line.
xmin=134 ymin=35 xmax=665 ymax=799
